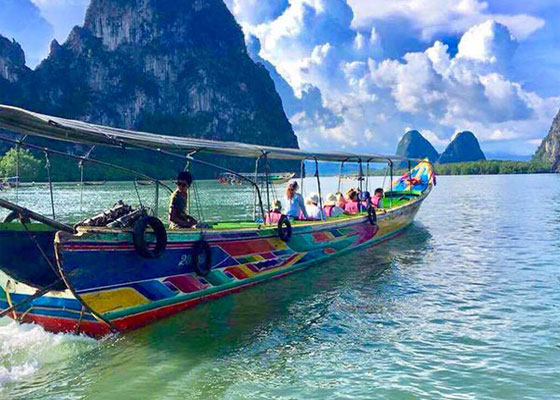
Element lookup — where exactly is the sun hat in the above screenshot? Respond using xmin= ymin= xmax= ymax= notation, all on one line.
xmin=308 ymin=192 xmax=320 ymax=205
xmin=324 ymin=193 xmax=337 ymax=206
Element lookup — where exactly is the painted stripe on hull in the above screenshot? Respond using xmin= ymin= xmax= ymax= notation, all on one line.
xmin=111 ymin=227 xmax=407 ymax=333
xmin=1 ymin=225 xmax=407 ymax=337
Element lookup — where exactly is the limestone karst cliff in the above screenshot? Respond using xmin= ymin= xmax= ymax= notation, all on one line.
xmin=533 ymin=109 xmax=560 ymax=172
xmin=0 ymin=0 xmax=298 ymax=176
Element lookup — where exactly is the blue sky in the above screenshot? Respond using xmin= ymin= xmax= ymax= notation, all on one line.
xmin=1 ymin=0 xmax=559 ymax=157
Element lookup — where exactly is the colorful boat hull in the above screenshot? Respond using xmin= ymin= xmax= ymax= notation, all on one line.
xmin=0 ymin=189 xmax=428 ymax=337
xmin=0 ymin=223 xmax=62 ymax=289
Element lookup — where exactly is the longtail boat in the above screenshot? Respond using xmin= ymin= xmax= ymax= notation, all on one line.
xmin=218 ymin=172 xmax=295 ymax=186
xmin=0 ymin=105 xmax=435 ymax=338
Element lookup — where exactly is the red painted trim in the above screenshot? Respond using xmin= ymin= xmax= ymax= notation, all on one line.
xmin=18 ymin=313 xmax=112 ymax=338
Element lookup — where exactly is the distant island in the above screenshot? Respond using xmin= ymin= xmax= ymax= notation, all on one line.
xmin=396 ymin=122 xmax=558 ymax=175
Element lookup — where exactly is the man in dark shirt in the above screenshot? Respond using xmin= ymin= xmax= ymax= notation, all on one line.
xmin=169 ymin=171 xmax=198 ymax=229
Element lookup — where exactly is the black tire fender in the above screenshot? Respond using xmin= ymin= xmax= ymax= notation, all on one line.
xmin=277 ymin=215 xmax=292 ymax=242
xmin=3 ymin=211 xmax=31 ymax=224
xmin=133 ymin=216 xmax=167 ymax=259
xmin=192 ymin=239 xmax=212 ymax=277
xmin=367 ymin=206 xmax=377 ymax=226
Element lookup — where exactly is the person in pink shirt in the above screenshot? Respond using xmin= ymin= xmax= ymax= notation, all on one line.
xmin=335 ymin=192 xmax=346 ymax=209
xmin=265 ymin=199 xmax=283 ymax=224
xmin=372 ymin=188 xmax=384 ymax=209
xmin=344 ymin=189 xmax=360 ymax=214
xmin=323 ymin=194 xmax=344 ymax=218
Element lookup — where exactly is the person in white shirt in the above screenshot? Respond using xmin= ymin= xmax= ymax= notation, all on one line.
xmin=305 ymin=192 xmax=326 ymax=221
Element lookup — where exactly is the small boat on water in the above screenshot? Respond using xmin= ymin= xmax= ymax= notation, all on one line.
xmin=135 ymin=180 xmax=154 ymax=186
xmin=340 ymin=173 xmax=361 ymax=181
xmin=218 ymin=172 xmax=295 ymax=186
xmin=0 ymin=176 xmax=19 ymax=189
xmin=0 ymin=105 xmax=435 ymax=337
xmin=79 ymin=180 xmax=106 ymax=187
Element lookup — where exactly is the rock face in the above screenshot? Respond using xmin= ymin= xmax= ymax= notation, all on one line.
xmin=0 ymin=0 xmax=298 ymax=151
xmin=533 ymin=109 xmax=560 ymax=172
xmin=396 ymin=130 xmax=439 ymax=165
xmin=438 ymin=131 xmax=486 ymax=164
xmin=0 ymin=36 xmax=30 ymax=105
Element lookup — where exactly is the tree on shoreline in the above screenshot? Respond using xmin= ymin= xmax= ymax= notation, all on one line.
xmin=0 ymin=148 xmax=41 ymax=181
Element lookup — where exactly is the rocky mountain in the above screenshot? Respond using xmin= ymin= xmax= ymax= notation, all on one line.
xmin=396 ymin=130 xmax=439 ymax=165
xmin=533 ymin=109 xmax=560 ymax=172
xmin=0 ymin=36 xmax=29 ymax=104
xmin=438 ymin=131 xmax=486 ymax=164
xmin=0 ymin=0 xmax=298 ymax=176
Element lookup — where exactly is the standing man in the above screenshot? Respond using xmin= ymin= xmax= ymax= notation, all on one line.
xmin=169 ymin=171 xmax=198 ymax=229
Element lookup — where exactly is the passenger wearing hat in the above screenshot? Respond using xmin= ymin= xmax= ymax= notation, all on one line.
xmin=305 ymin=192 xmax=326 ymax=221
xmin=323 ymin=194 xmax=344 ymax=218
xmin=169 ymin=171 xmax=198 ymax=229
xmin=265 ymin=199 xmax=283 ymax=225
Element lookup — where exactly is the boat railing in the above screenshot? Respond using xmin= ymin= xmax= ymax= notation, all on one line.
xmin=0 ymin=105 xmax=433 ymax=230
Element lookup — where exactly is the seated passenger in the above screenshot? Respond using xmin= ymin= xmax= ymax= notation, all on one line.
xmin=305 ymin=192 xmax=326 ymax=221
xmin=344 ymin=187 xmax=355 ymax=201
xmin=285 ymin=181 xmax=308 ymax=220
xmin=335 ymin=192 xmax=346 ymax=209
xmin=372 ymin=188 xmax=384 ymax=209
xmin=323 ymin=194 xmax=344 ymax=218
xmin=169 ymin=171 xmax=198 ymax=229
xmin=265 ymin=199 xmax=283 ymax=225
xmin=359 ymin=191 xmax=372 ymax=210
xmin=344 ymin=190 xmax=360 ymax=214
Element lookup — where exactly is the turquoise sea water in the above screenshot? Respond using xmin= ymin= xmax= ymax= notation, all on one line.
xmin=1 ymin=174 xmax=559 ymax=399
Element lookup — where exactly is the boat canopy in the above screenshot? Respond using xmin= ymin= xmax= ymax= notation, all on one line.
xmin=0 ymin=105 xmax=414 ymax=164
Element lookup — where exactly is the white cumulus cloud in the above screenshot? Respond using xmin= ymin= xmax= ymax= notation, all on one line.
xmin=347 ymin=0 xmax=544 ymax=41
xmin=226 ymin=0 xmax=560 ymax=157
xmin=30 ymin=0 xmax=89 ymax=43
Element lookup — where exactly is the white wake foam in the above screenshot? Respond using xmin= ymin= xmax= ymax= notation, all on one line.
xmin=0 ymin=361 xmax=38 ymax=386
xmin=0 ymin=320 xmax=96 ymax=388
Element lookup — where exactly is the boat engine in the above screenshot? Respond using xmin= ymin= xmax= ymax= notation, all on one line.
xmin=75 ymin=201 xmax=150 ymax=228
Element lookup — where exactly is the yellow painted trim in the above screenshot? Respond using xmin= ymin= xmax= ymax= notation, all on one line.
xmin=81 ymin=287 xmax=150 ymax=314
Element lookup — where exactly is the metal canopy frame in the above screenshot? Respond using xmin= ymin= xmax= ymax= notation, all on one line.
xmin=0 ymin=105 xmax=419 ymax=164
xmin=0 ymin=105 xmax=429 ymax=227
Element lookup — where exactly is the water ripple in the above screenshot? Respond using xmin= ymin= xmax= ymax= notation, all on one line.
xmin=1 ymin=175 xmax=560 ymax=399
